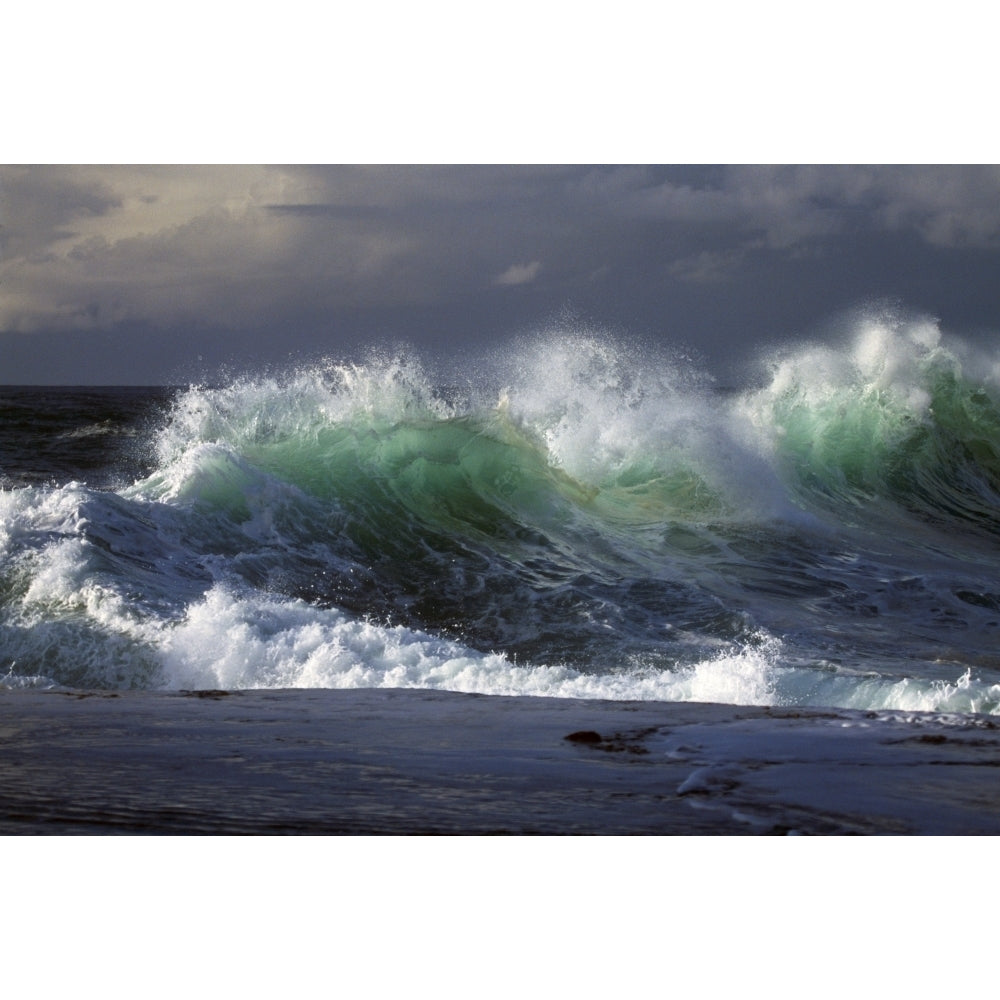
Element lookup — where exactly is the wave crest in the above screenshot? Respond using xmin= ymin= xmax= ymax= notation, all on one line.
xmin=743 ymin=313 xmax=1000 ymax=527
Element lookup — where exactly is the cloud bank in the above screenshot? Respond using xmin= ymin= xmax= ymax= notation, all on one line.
xmin=2 ymin=165 xmax=999 ymax=381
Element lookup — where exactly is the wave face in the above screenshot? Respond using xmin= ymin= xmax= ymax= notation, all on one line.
xmin=3 ymin=315 xmax=1000 ymax=713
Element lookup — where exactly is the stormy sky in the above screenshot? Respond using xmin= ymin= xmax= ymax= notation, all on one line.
xmin=2 ymin=164 xmax=999 ymax=385
xmin=4 ymin=5 xmax=998 ymax=386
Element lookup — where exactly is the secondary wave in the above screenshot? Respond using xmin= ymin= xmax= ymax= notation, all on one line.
xmin=742 ymin=312 xmax=1000 ymax=535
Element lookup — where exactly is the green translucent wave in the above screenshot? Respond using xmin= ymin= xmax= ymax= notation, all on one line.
xmin=761 ymin=349 xmax=1000 ymax=528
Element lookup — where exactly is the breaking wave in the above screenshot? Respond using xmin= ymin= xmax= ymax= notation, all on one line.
xmin=3 ymin=313 xmax=1000 ymax=713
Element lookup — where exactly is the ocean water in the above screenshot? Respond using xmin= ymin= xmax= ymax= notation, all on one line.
xmin=3 ymin=314 xmax=1000 ymax=716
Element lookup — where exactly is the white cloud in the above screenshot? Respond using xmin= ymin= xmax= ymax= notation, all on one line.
xmin=493 ymin=261 xmax=542 ymax=286
xmin=0 ymin=166 xmax=434 ymax=333
xmin=0 ymin=166 xmax=573 ymax=334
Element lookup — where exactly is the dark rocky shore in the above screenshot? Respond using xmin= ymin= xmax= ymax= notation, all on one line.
xmin=2 ymin=688 xmax=998 ymax=834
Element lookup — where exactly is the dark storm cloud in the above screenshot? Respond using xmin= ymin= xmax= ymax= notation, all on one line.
xmin=0 ymin=168 xmax=122 ymax=262
xmin=2 ymin=165 xmax=999 ymax=382
xmin=607 ymin=165 xmax=1000 ymax=252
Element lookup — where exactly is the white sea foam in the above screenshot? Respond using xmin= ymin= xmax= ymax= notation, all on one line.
xmin=151 ymin=588 xmax=997 ymax=712
xmin=158 ymin=584 xmax=775 ymax=699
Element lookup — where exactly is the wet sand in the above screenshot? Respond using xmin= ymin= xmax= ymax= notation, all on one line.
xmin=2 ymin=688 xmax=998 ymax=834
